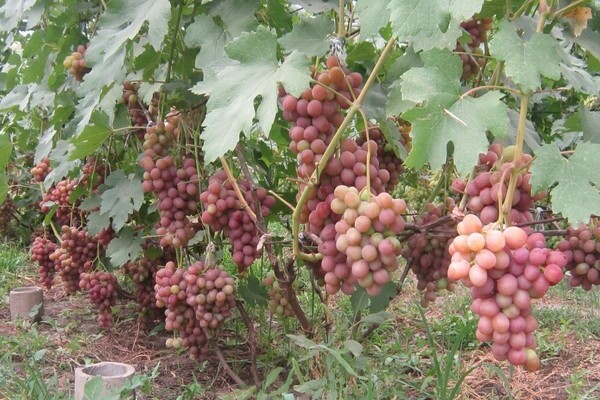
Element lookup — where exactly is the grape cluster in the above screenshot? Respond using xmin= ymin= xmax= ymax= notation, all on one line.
xmin=452 ymin=145 xmax=544 ymax=225
xmin=40 ymin=179 xmax=80 ymax=227
xmin=403 ymin=200 xmax=457 ymax=307
xmin=142 ymin=110 xmax=180 ymax=158
xmin=154 ymin=261 xmax=236 ymax=360
xmin=556 ymin=224 xmax=600 ymax=290
xmin=80 ymin=157 xmax=105 ymax=188
xmin=200 ymin=170 xmax=276 ymax=270
xmin=63 ymin=44 xmax=90 ymax=81
xmin=50 ymin=226 xmax=98 ymax=294
xmin=122 ymin=82 xmax=160 ymax=138
xmin=447 ymin=215 xmax=566 ymax=370
xmin=141 ymin=154 xmax=199 ymax=248
xmin=357 ymin=127 xmax=404 ymax=192
xmin=326 ymin=187 xmax=406 ymax=296
xmin=32 ymin=236 xmax=58 ymax=289
xmin=263 ymin=272 xmax=294 ymax=317
xmin=0 ymin=197 xmax=16 ymax=238
xmin=30 ymin=157 xmax=52 ymax=183
xmin=79 ymin=271 xmax=118 ymax=328
xmin=456 ymin=17 xmax=493 ymax=80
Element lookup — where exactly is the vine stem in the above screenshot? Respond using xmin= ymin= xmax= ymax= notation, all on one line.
xmin=204 ymin=328 xmax=247 ymax=387
xmin=292 ymin=37 xmax=397 ymax=260
xmin=236 ymin=301 xmax=260 ymax=387
xmin=235 ymin=146 xmax=312 ymax=335
xmin=460 ymin=85 xmax=522 ymax=99
xmin=219 ymin=156 xmax=257 ymax=222
xmin=165 ymin=3 xmax=184 ymax=85
xmin=337 ymin=0 xmax=346 ymax=38
xmin=268 ymin=190 xmax=294 ymax=211
xmin=501 ymin=93 xmax=530 ymax=223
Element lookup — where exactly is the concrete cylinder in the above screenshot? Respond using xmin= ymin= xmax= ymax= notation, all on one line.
xmin=74 ymin=362 xmax=136 ymax=400
xmin=9 ymin=286 xmax=44 ymax=322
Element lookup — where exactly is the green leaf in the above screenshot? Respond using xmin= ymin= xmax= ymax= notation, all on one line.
xmin=86 ymin=0 xmax=171 ymax=64
xmin=100 ymin=170 xmax=144 ymax=231
xmin=369 ymin=282 xmax=397 ymax=313
xmin=580 ymin=105 xmax=600 ymax=144
xmin=238 ymin=275 xmax=269 ymax=307
xmin=388 ymin=0 xmax=484 ymax=51
xmin=350 ymin=286 xmax=369 ymax=314
xmin=287 ymin=334 xmax=318 ymax=349
xmin=489 ymin=20 xmax=561 ymax=92
xmin=530 ymin=143 xmax=600 ymax=223
xmin=355 ymin=0 xmax=391 ymax=38
xmin=359 ymin=311 xmax=392 ymax=325
xmin=208 ymin=0 xmax=258 ymax=38
xmin=279 ymin=14 xmax=333 ymax=57
xmin=264 ymin=367 xmax=283 ymax=388
xmin=192 ymin=26 xmax=311 ymax=163
xmin=0 ymin=174 xmax=8 ymax=205
xmin=184 ymin=14 xmax=228 ymax=71
xmin=69 ymin=112 xmax=112 ymax=160
xmin=106 ymin=227 xmax=143 ymax=267
xmin=83 ymin=376 xmax=109 ymax=400
xmin=344 ymin=340 xmax=363 ymax=357
xmin=0 ymin=0 xmax=39 ymax=32
xmin=399 ymin=49 xmax=508 ymax=174
xmin=0 ymin=134 xmax=12 ymax=170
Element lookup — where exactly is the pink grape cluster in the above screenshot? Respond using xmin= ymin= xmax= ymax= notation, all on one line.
xmin=403 ymin=200 xmax=457 ymax=307
xmin=200 ymin=170 xmax=275 ymax=270
xmin=122 ymin=81 xmax=160 ymax=138
xmin=452 ymin=145 xmax=543 ymax=225
xmin=448 ymin=215 xmax=566 ymax=370
xmin=32 ymin=236 xmax=58 ymax=289
xmin=40 ymin=179 xmax=80 ymax=227
xmin=63 ymin=44 xmax=90 ymax=81
xmin=30 ymin=157 xmax=52 ymax=183
xmin=49 ymin=226 xmax=99 ymax=294
xmin=325 ymin=187 xmax=406 ymax=296
xmin=0 ymin=197 xmax=16 ymax=238
xmin=263 ymin=271 xmax=294 ymax=317
xmin=124 ymin=253 xmax=167 ymax=326
xmin=80 ymin=157 xmax=105 ymax=188
xmin=141 ymin=155 xmax=199 ymax=248
xmin=79 ymin=271 xmax=118 ymax=329
xmin=556 ymin=224 xmax=600 ymax=290
xmin=357 ymin=127 xmax=403 ymax=191
xmin=456 ymin=17 xmax=493 ymax=80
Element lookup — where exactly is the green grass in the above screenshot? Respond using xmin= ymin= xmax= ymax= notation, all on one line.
xmin=0 ymin=243 xmax=31 ymax=302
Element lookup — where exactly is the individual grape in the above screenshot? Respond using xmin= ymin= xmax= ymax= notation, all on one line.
xmin=79 ymin=271 xmax=118 ymax=329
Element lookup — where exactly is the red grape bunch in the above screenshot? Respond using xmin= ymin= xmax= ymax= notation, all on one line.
xmin=122 ymin=81 xmax=160 ymax=138
xmin=154 ymin=261 xmax=209 ymax=360
xmin=263 ymin=272 xmax=294 ymax=317
xmin=403 ymin=200 xmax=457 ymax=307
xmin=80 ymin=157 xmax=105 ymax=188
xmin=49 ymin=226 xmax=99 ymax=294
xmin=556 ymin=223 xmax=600 ymax=290
xmin=124 ymin=255 xmax=163 ymax=326
xmin=140 ymin=155 xmax=199 ymax=248
xmin=357 ymin=127 xmax=404 ymax=191
xmin=456 ymin=17 xmax=493 ymax=80
xmin=30 ymin=157 xmax=52 ymax=183
xmin=326 ymin=187 xmax=406 ymax=296
xmin=40 ymin=179 xmax=81 ymax=227
xmin=447 ymin=215 xmax=566 ymax=370
xmin=32 ymin=236 xmax=58 ymax=289
xmin=0 ymin=197 xmax=16 ymax=238
xmin=79 ymin=271 xmax=118 ymax=329
xmin=200 ymin=170 xmax=276 ymax=270
xmin=451 ymin=144 xmax=544 ymax=225
xmin=63 ymin=44 xmax=90 ymax=81
xmin=182 ymin=262 xmax=237 ymax=330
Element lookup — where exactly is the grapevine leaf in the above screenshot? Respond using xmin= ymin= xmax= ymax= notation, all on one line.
xmin=34 ymin=127 xmax=56 ymax=164
xmin=290 ymin=0 xmax=348 ymax=13
xmin=86 ymin=0 xmax=171 ymax=64
xmin=0 ymin=134 xmax=12 ymax=170
xmin=69 ymin=112 xmax=112 ymax=161
xmin=566 ymin=29 xmax=600 ymax=60
xmin=192 ymin=27 xmax=311 ymax=164
xmin=99 ymin=170 xmax=144 ymax=232
xmin=184 ymin=14 xmax=228 ymax=71
xmin=208 ymin=0 xmax=258 ymax=38
xmin=238 ymin=275 xmax=269 ymax=307
xmin=106 ymin=227 xmax=143 ymax=267
xmin=0 ymin=0 xmax=38 ymax=32
xmin=0 ymin=174 xmax=8 ymax=205
xmin=388 ymin=0 xmax=484 ymax=51
xmin=355 ymin=0 xmax=390 ymax=38
xmin=44 ymin=140 xmax=80 ymax=187
xmin=350 ymin=286 xmax=370 ymax=314
xmin=369 ymin=282 xmax=397 ymax=313
xmin=86 ymin=210 xmax=111 ymax=237
xmin=580 ymin=105 xmax=600 ymax=143
xmin=530 ymin=143 xmax=600 ymax=224
xmin=399 ymin=49 xmax=508 ymax=174
xmin=279 ymin=15 xmax=333 ymax=57
xmin=489 ymin=20 xmax=561 ymax=92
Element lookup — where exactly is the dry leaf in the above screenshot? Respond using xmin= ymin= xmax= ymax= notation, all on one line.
xmin=564 ymin=7 xmax=592 ymax=37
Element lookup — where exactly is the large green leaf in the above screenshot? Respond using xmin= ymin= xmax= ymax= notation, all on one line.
xmin=530 ymin=143 xmax=600 ymax=223
xmin=355 ymin=0 xmax=391 ymax=38
xmin=0 ymin=174 xmax=8 ymax=205
xmin=99 ymin=170 xmax=145 ymax=231
xmin=69 ymin=112 xmax=112 ymax=160
xmin=399 ymin=49 xmax=508 ymax=174
xmin=489 ymin=20 xmax=561 ymax=92
xmin=279 ymin=14 xmax=333 ymax=57
xmin=388 ymin=0 xmax=484 ymax=51
xmin=184 ymin=14 xmax=228 ymax=71
xmin=192 ymin=26 xmax=311 ymax=164
xmin=0 ymin=134 xmax=12 ymax=170
xmin=106 ymin=227 xmax=143 ymax=267
xmin=238 ymin=276 xmax=269 ymax=307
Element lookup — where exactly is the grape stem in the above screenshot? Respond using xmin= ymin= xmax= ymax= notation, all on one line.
xmin=235 ymin=145 xmax=313 ymax=335
xmin=219 ymin=156 xmax=257 ymax=222
xmin=205 ymin=328 xmax=247 ymax=387
xmin=337 ymin=0 xmax=346 ymax=38
xmin=359 ymin=109 xmax=372 ymax=196
xmin=460 ymin=85 xmax=522 ymax=99
xmin=236 ymin=301 xmax=260 ymax=387
xmin=292 ymin=37 xmax=397 ymax=260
